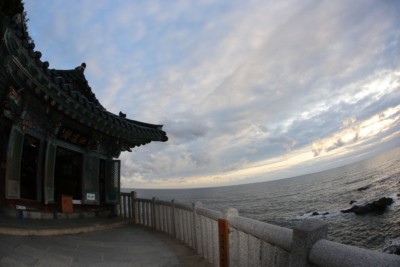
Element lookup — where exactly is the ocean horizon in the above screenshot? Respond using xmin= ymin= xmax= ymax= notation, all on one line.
xmin=123 ymin=147 xmax=400 ymax=251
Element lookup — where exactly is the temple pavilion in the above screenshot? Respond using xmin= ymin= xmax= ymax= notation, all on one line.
xmin=0 ymin=2 xmax=167 ymax=217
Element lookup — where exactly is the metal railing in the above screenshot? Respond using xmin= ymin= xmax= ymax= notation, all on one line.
xmin=119 ymin=191 xmax=400 ymax=267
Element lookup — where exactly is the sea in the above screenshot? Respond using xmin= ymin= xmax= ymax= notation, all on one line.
xmin=125 ymin=147 xmax=400 ymax=252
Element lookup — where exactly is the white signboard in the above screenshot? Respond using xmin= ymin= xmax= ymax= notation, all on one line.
xmin=86 ymin=193 xmax=96 ymax=201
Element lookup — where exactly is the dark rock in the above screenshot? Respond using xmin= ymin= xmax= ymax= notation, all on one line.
xmin=311 ymin=212 xmax=319 ymax=216
xmin=350 ymin=200 xmax=357 ymax=205
xmin=384 ymin=245 xmax=400 ymax=255
xmin=341 ymin=197 xmax=394 ymax=215
xmin=357 ymin=185 xmax=371 ymax=191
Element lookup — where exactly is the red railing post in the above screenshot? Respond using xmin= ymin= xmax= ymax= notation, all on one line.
xmin=218 ymin=219 xmax=229 ymax=267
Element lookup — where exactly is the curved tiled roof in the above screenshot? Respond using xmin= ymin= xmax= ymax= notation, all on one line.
xmin=2 ymin=14 xmax=167 ymax=150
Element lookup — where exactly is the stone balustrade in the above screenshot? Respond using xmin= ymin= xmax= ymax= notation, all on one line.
xmin=119 ymin=192 xmax=400 ymax=267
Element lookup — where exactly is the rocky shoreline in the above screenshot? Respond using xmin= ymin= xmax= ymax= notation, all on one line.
xmin=341 ymin=197 xmax=394 ymax=215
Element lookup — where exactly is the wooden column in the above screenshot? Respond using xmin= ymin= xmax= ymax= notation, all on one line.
xmin=218 ymin=219 xmax=229 ymax=267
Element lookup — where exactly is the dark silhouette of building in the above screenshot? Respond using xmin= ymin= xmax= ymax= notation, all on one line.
xmin=0 ymin=1 xmax=167 ymax=216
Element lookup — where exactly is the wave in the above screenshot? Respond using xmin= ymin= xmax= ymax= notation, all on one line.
xmin=383 ymin=237 xmax=400 ymax=255
xmin=388 ymin=192 xmax=400 ymax=208
xmin=295 ymin=210 xmax=341 ymax=220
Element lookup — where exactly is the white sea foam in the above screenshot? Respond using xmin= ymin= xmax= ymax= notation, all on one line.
xmin=389 ymin=192 xmax=400 ymax=208
xmin=135 ymin=147 xmax=400 ymax=251
xmin=295 ymin=210 xmax=341 ymax=220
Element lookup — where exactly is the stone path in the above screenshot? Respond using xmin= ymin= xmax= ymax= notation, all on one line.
xmin=0 ymin=217 xmax=211 ymax=267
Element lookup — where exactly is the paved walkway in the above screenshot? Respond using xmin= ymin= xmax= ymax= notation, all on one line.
xmin=0 ymin=216 xmax=211 ymax=267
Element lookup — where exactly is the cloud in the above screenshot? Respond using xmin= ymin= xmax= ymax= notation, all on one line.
xmin=24 ymin=0 xmax=400 ymax=188
xmin=342 ymin=117 xmax=357 ymax=128
xmin=311 ymin=104 xmax=400 ymax=157
xmin=267 ymin=136 xmax=297 ymax=152
xmin=163 ymin=116 xmax=209 ymax=143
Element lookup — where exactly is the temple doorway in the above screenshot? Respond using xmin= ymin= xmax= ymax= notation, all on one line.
xmin=20 ymin=135 xmax=40 ymax=200
xmin=54 ymin=147 xmax=83 ymax=201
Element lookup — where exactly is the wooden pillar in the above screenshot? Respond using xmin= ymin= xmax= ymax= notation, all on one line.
xmin=223 ymin=208 xmax=238 ymax=267
xmin=219 ymin=219 xmax=230 ymax=267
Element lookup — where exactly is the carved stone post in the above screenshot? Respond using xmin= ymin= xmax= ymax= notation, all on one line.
xmin=152 ymin=201 xmax=155 ymax=227
xmin=289 ymin=219 xmax=328 ymax=267
xmin=130 ymin=191 xmax=137 ymax=224
xmin=128 ymin=194 xmax=132 ymax=219
xmin=192 ymin=202 xmax=203 ymax=253
xmin=171 ymin=199 xmax=176 ymax=238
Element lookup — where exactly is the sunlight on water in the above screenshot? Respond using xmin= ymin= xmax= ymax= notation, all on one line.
xmin=126 ymin=147 xmax=400 ymax=251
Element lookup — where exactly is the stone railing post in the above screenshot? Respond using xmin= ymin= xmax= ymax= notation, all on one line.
xmin=121 ymin=195 xmax=125 ymax=219
xmin=171 ymin=200 xmax=176 ymax=238
xmin=166 ymin=203 xmax=171 ymax=235
xmin=118 ymin=195 xmax=123 ymax=217
xmin=115 ymin=200 xmax=119 ymax=217
xmin=158 ymin=200 xmax=162 ymax=231
xmin=130 ymin=191 xmax=137 ymax=224
xmin=128 ymin=194 xmax=132 ymax=219
xmin=192 ymin=202 xmax=203 ymax=253
xmin=289 ymin=219 xmax=327 ymax=267
xmin=222 ymin=208 xmax=238 ymax=267
xmin=152 ymin=197 xmax=157 ymax=228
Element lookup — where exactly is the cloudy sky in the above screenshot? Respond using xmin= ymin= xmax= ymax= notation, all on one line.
xmin=24 ymin=0 xmax=400 ymax=189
